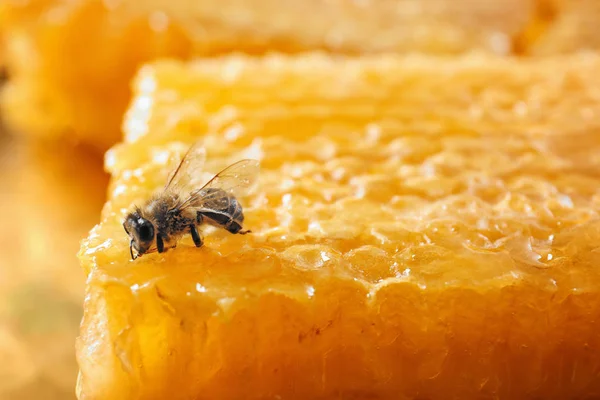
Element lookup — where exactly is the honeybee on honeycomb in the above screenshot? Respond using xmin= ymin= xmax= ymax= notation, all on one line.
xmin=123 ymin=142 xmax=260 ymax=260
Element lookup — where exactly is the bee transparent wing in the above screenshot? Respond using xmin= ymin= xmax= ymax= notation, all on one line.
xmin=164 ymin=141 xmax=207 ymax=195
xmin=200 ymin=159 xmax=260 ymax=198
xmin=178 ymin=159 xmax=260 ymax=218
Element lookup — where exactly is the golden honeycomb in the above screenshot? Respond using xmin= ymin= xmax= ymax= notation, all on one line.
xmin=0 ymin=0 xmax=537 ymax=150
xmin=77 ymin=53 xmax=600 ymax=399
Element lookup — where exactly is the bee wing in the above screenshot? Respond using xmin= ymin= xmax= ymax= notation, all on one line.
xmin=178 ymin=159 xmax=260 ymax=212
xmin=164 ymin=141 xmax=207 ymax=195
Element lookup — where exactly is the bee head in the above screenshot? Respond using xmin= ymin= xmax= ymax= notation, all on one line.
xmin=123 ymin=210 xmax=155 ymax=260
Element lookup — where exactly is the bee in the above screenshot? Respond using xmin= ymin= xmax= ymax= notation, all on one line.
xmin=123 ymin=142 xmax=260 ymax=260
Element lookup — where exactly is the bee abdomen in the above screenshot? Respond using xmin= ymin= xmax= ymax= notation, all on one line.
xmin=197 ymin=189 xmax=245 ymax=234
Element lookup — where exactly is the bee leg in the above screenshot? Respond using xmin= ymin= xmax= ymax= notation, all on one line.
xmin=156 ymin=235 xmax=165 ymax=253
xmin=129 ymin=240 xmax=137 ymax=260
xmin=190 ymin=224 xmax=203 ymax=248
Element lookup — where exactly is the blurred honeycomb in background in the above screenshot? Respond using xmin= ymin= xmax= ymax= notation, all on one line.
xmin=3 ymin=0 xmax=600 ymax=152
xmin=0 ymin=137 xmax=108 ymax=400
xmin=0 ymin=0 xmax=599 ymax=399
xmin=0 ymin=0 xmax=547 ymax=151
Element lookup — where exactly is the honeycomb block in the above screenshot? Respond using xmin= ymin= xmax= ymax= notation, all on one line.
xmin=0 ymin=0 xmax=536 ymax=151
xmin=77 ymin=53 xmax=600 ymax=399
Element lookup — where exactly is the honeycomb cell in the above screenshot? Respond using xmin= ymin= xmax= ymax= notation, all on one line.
xmin=527 ymin=0 xmax=600 ymax=55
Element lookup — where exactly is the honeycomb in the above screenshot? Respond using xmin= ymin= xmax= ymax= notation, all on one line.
xmin=0 ymin=0 xmax=536 ymax=150
xmin=76 ymin=53 xmax=600 ymax=399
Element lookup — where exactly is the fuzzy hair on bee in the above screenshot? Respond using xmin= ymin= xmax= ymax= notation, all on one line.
xmin=123 ymin=142 xmax=260 ymax=260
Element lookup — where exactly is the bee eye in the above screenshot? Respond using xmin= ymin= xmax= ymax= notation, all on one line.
xmin=138 ymin=223 xmax=154 ymax=242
